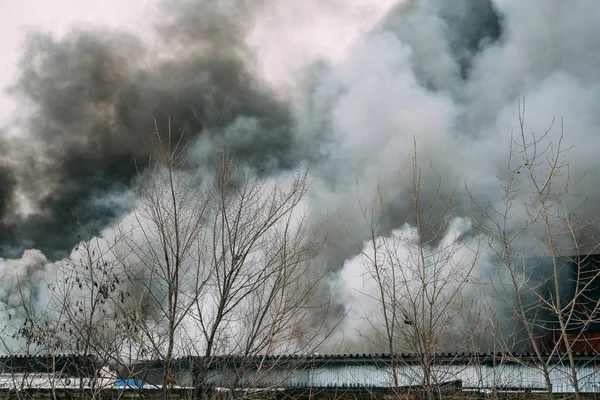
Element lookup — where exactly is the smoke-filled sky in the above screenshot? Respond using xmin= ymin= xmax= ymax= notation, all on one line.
xmin=0 ymin=0 xmax=397 ymax=259
xmin=1 ymin=0 xmax=600 ymax=352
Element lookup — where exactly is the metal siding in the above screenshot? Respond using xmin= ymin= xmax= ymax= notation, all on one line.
xmin=234 ymin=362 xmax=600 ymax=392
xmin=164 ymin=355 xmax=600 ymax=393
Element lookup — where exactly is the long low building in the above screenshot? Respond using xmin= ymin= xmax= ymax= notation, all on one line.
xmin=136 ymin=353 xmax=600 ymax=394
xmin=1 ymin=353 xmax=599 ymax=395
xmin=0 ymin=354 xmax=118 ymax=391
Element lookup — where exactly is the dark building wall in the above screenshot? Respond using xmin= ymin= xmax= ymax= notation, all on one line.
xmin=525 ymin=255 xmax=600 ymax=354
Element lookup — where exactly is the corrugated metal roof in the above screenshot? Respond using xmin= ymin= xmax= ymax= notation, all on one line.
xmin=137 ymin=353 xmax=600 ymax=393
xmin=0 ymin=354 xmax=100 ymax=377
xmin=154 ymin=352 xmax=600 ymax=368
xmin=5 ymin=353 xmax=598 ymax=393
xmin=200 ymin=359 xmax=600 ymax=392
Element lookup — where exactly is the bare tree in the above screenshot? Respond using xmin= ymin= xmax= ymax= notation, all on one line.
xmin=49 ymin=232 xmax=140 ymax=400
xmin=6 ymin=223 xmax=136 ymax=400
xmin=107 ymin=120 xmax=213 ymax=399
xmin=192 ymin=154 xmax=335 ymax=399
xmin=114 ymin=121 xmax=333 ymax=399
xmin=470 ymin=100 xmax=600 ymax=397
xmin=353 ymin=140 xmax=480 ymax=399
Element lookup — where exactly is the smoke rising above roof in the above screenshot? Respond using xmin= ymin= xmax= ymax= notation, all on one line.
xmin=2 ymin=0 xmax=600 ymax=353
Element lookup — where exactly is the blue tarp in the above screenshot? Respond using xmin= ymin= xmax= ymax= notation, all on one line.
xmin=114 ymin=379 xmax=144 ymax=388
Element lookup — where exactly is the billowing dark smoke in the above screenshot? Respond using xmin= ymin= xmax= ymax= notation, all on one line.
xmin=0 ymin=0 xmax=295 ymax=259
xmin=0 ymin=165 xmax=16 ymax=221
xmin=384 ymin=0 xmax=503 ymax=84
xmin=435 ymin=0 xmax=503 ymax=79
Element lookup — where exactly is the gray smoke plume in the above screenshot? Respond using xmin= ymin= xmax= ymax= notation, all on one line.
xmin=298 ymin=0 xmax=504 ymax=279
xmin=2 ymin=0 xmax=600 ymax=354
xmin=0 ymin=0 xmax=296 ymax=259
xmin=297 ymin=0 xmax=600 ymax=350
xmin=300 ymin=0 xmax=600 ymax=266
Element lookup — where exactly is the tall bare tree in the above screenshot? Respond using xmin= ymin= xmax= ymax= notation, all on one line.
xmin=114 ymin=121 xmax=332 ymax=399
xmin=353 ymin=141 xmax=480 ymax=399
xmin=7 ymin=223 xmax=137 ymax=400
xmin=470 ymin=100 xmax=600 ymax=398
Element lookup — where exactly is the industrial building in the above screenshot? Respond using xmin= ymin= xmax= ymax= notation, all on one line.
xmin=0 ymin=352 xmax=599 ymax=397
xmin=136 ymin=353 xmax=600 ymax=394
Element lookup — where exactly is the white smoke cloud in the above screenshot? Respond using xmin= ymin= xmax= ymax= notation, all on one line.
xmin=298 ymin=0 xmax=600 ymax=252
xmin=287 ymin=0 xmax=600 ymax=350
xmin=0 ymin=250 xmax=49 ymax=351
xmin=0 ymin=249 xmax=48 ymax=311
xmin=336 ymin=217 xmax=481 ymax=352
